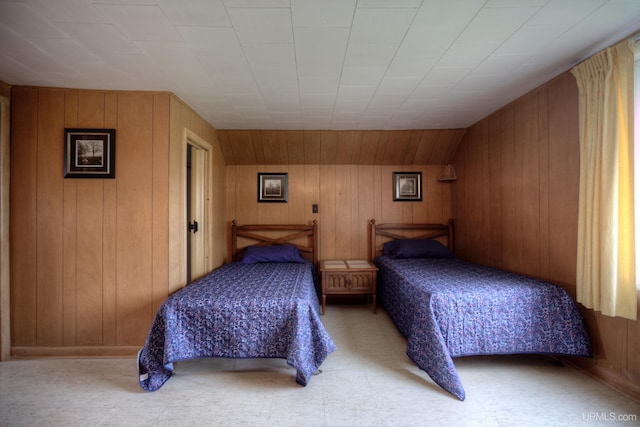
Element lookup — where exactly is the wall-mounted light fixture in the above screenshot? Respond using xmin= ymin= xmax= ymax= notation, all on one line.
xmin=437 ymin=164 xmax=457 ymax=181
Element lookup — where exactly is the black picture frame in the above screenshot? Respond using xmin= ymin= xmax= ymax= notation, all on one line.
xmin=258 ymin=173 xmax=288 ymax=203
xmin=64 ymin=128 xmax=116 ymax=178
xmin=393 ymin=172 xmax=422 ymax=201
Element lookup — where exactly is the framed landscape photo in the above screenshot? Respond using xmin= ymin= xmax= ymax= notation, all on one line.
xmin=64 ymin=128 xmax=116 ymax=178
xmin=258 ymin=173 xmax=288 ymax=203
xmin=393 ymin=172 xmax=422 ymax=201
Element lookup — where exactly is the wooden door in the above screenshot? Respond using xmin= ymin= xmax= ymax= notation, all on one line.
xmin=187 ymin=142 xmax=208 ymax=282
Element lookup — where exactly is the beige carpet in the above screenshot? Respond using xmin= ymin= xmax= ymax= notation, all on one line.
xmin=1 ymin=304 xmax=638 ymax=426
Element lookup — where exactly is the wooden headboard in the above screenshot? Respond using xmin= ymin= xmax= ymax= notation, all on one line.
xmin=369 ymin=219 xmax=455 ymax=261
xmin=231 ymin=220 xmax=319 ymax=266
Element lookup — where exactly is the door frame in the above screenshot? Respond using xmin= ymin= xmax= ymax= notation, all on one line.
xmin=182 ymin=128 xmax=212 ymax=284
xmin=0 ymin=95 xmax=9 ymax=360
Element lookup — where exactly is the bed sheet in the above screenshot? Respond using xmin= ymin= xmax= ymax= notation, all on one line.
xmin=374 ymin=256 xmax=592 ymax=400
xmin=137 ymin=261 xmax=336 ymax=391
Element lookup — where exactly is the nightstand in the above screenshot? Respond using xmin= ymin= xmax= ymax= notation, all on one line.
xmin=319 ymin=260 xmax=378 ymax=314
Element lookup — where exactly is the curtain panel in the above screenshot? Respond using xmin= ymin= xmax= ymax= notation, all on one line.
xmin=571 ymin=39 xmax=637 ymax=321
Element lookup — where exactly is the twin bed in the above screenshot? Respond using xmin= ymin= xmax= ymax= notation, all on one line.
xmin=370 ymin=219 xmax=592 ymax=400
xmin=137 ymin=218 xmax=592 ymax=401
xmin=137 ymin=221 xmax=336 ymax=391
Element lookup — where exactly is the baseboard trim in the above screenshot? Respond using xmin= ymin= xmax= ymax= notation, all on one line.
xmin=10 ymin=346 xmax=140 ymax=359
xmin=562 ymin=357 xmax=640 ymax=404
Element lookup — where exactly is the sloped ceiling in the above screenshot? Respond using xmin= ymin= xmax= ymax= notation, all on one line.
xmin=217 ymin=129 xmax=465 ymax=165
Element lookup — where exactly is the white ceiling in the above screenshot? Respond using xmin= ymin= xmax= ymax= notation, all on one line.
xmin=1 ymin=0 xmax=639 ymax=130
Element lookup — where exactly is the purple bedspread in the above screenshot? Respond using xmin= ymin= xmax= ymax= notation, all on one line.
xmin=374 ymin=256 xmax=592 ymax=401
xmin=137 ymin=261 xmax=336 ymax=391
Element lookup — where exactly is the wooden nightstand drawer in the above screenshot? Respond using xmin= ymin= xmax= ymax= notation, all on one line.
xmin=324 ymin=271 xmax=374 ymax=292
xmin=319 ymin=260 xmax=378 ymax=314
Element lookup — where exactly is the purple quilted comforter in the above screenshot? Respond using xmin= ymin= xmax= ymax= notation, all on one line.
xmin=137 ymin=261 xmax=336 ymax=391
xmin=374 ymin=256 xmax=592 ymax=401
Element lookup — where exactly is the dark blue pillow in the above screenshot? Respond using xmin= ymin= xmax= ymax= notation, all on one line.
xmin=241 ymin=244 xmax=305 ymax=263
xmin=383 ymin=241 xmax=396 ymax=256
xmin=384 ymin=239 xmax=454 ymax=259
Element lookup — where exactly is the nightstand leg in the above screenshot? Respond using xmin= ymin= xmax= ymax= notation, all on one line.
xmin=321 ymin=294 xmax=326 ymax=314
xmin=372 ymin=293 xmax=377 ymax=313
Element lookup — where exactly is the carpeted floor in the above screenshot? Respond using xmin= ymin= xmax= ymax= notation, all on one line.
xmin=1 ymin=304 xmax=638 ymax=426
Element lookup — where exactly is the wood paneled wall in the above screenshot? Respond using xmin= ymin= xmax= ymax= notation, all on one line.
xmin=217 ymin=129 xmax=465 ymax=165
xmin=9 ymin=87 xmax=222 ymax=354
xmin=226 ymin=164 xmax=453 ymax=261
xmin=453 ymin=72 xmax=640 ymax=401
xmin=0 ymin=81 xmax=11 ymax=361
xmin=0 ymin=81 xmax=10 ymax=98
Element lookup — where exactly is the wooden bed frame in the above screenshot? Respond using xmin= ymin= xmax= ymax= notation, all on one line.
xmin=231 ymin=220 xmax=319 ymax=266
xmin=369 ymin=219 xmax=455 ymax=261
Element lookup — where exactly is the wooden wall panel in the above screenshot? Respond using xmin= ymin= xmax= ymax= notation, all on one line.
xmin=0 ymin=83 xmax=10 ymax=360
xmin=320 ymin=131 xmax=338 ymax=165
xmin=226 ymin=164 xmax=452 ymax=261
xmin=287 ymin=165 xmax=306 ymax=223
xmin=357 ymin=131 xmax=380 ymax=164
xmin=151 ymin=94 xmax=169 ymax=315
xmin=516 ymin=93 xmax=541 ymax=278
xmin=453 ymin=71 xmax=640 ymax=401
xmin=115 ymin=93 xmax=155 ymax=344
xmin=355 ymin=166 xmax=375 ymax=258
xmin=241 ymin=166 xmax=258 ymax=222
xmin=9 ymin=87 xmax=218 ymax=352
xmin=547 ymin=76 xmax=580 ymax=286
xmin=537 ymin=89 xmax=551 ymax=280
xmin=304 ymin=163 xmax=320 ymax=228
xmin=35 ymin=89 xmax=64 ymax=346
xmin=218 ymin=129 xmax=465 ymax=165
xmin=334 ymin=165 xmax=353 ymax=259
xmin=208 ymin=127 xmax=227 ymax=270
xmin=303 ymin=131 xmax=321 ymax=164
xmin=286 ymin=131 xmax=305 ymax=164
xmin=487 ymin=116 xmax=502 ymax=268
xmin=499 ymin=106 xmax=520 ymax=274
xmin=167 ymin=96 xmax=185 ymax=294
xmin=379 ymin=131 xmax=410 ymax=165
xmin=75 ymin=91 xmax=108 ymax=345
xmin=10 ymin=88 xmax=38 ymax=346
xmin=62 ymin=91 xmax=79 ymax=346
xmin=380 ymin=166 xmax=402 ymax=223
xmin=336 ymin=131 xmax=356 ymax=165
xmin=102 ymin=93 xmax=119 ymax=345
xmin=61 ymin=175 xmax=77 ymax=346
xmin=103 ymin=177 xmax=118 ymax=345
xmin=76 ymin=181 xmax=104 ymax=345
xmin=458 ymin=121 xmax=490 ymax=262
xmin=0 ymin=81 xmax=10 ymax=98
xmin=319 ymin=165 xmax=337 ymax=259
xmin=629 ymin=297 xmax=640 ymax=393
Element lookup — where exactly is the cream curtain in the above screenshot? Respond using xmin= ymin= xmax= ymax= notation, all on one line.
xmin=571 ymin=39 xmax=637 ymax=320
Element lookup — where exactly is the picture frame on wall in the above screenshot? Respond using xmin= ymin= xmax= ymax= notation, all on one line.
xmin=64 ymin=128 xmax=116 ymax=178
xmin=393 ymin=172 xmax=422 ymax=201
xmin=258 ymin=172 xmax=288 ymax=203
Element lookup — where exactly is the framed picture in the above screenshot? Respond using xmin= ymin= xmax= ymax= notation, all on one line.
xmin=258 ymin=173 xmax=288 ymax=203
xmin=64 ymin=128 xmax=116 ymax=178
xmin=393 ymin=172 xmax=422 ymax=201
